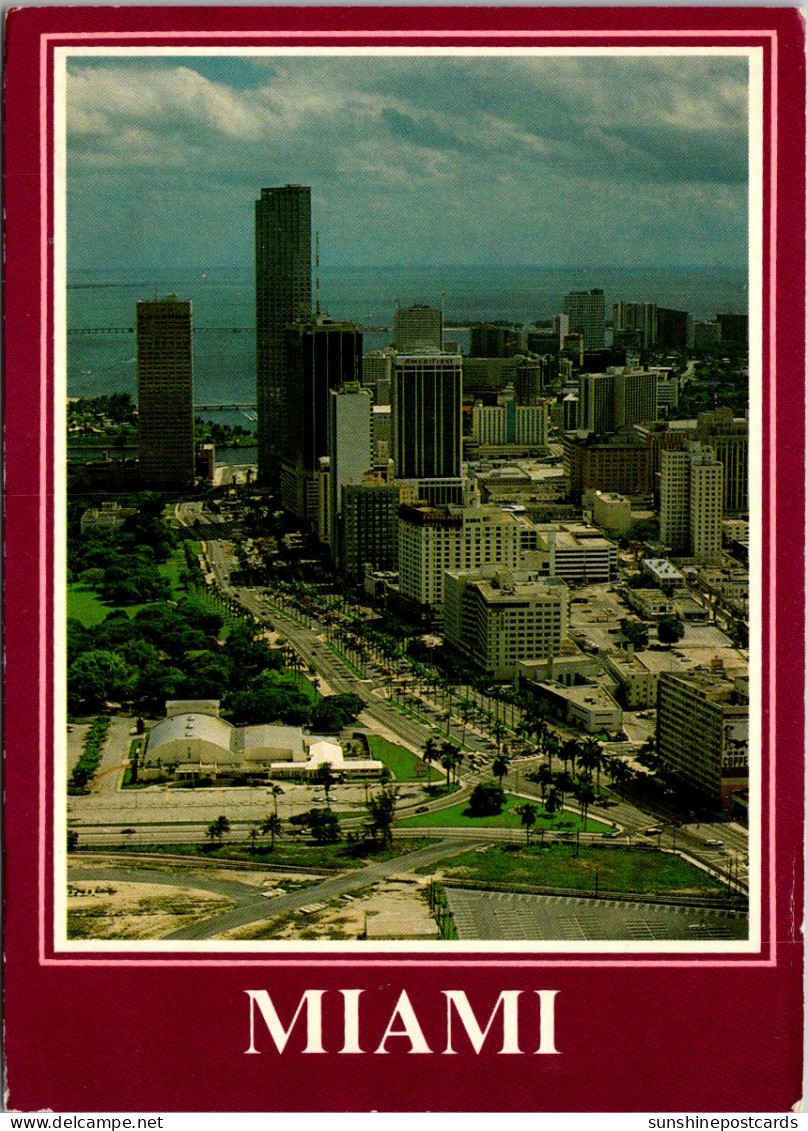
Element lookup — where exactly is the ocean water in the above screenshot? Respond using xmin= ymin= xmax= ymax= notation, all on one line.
xmin=67 ymin=263 xmax=747 ymax=429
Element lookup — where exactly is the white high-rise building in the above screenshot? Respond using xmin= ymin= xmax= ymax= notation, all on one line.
xmin=564 ymin=289 xmax=605 ymax=350
xmin=660 ymin=443 xmax=723 ymax=559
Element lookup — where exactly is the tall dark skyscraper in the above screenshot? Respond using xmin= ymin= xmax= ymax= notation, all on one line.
xmin=391 ymin=350 xmax=463 ymax=482
xmin=136 ymin=296 xmax=195 ymax=488
xmin=255 ymin=184 xmax=312 ymax=484
xmin=282 ymin=316 xmax=363 ymax=518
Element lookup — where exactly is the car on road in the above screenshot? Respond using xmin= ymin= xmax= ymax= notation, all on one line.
xmin=643 ymin=826 xmax=662 ymax=836
xmin=601 ymin=831 xmax=620 ymax=838
xmin=120 ymin=828 xmax=136 ymax=835
xmin=703 ymin=838 xmax=724 ymax=847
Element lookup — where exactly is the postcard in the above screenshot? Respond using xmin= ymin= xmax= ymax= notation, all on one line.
xmin=3 ymin=4 xmax=804 ymax=1113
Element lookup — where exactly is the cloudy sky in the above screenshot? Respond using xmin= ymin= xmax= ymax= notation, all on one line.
xmin=66 ymin=53 xmax=749 ymax=272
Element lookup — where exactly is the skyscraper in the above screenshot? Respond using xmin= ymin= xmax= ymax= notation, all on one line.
xmin=136 ymin=296 xmax=195 ymax=488
xmin=255 ymin=184 xmax=312 ymax=484
xmin=391 ymin=350 xmax=462 ymax=482
xmin=282 ymin=316 xmax=362 ymax=518
xmin=564 ymin=289 xmax=605 ymax=350
xmin=660 ymin=442 xmax=723 ymax=559
xmin=393 ymin=304 xmax=443 ymax=352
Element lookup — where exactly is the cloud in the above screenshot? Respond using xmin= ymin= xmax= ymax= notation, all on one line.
xmin=65 ymin=54 xmax=749 ymax=268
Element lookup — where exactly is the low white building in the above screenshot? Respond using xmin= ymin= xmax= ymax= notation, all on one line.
xmin=142 ymin=701 xmax=384 ymax=781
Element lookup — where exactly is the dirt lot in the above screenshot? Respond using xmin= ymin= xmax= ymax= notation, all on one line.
xmin=67 ymin=879 xmax=235 ymax=939
xmin=221 ymin=878 xmax=440 ymax=942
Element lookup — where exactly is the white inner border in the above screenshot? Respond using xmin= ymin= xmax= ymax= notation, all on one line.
xmin=51 ymin=43 xmax=765 ymax=958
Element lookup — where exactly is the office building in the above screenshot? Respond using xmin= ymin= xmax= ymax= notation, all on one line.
xmin=716 ymin=312 xmax=749 ymax=348
xmin=391 ymin=350 xmax=462 ymax=482
xmin=444 ymin=567 xmax=569 ymax=680
xmin=326 ymin=385 xmax=373 ymax=555
xmin=471 ymin=388 xmax=548 ymax=448
xmin=693 ymin=320 xmax=722 ymax=349
xmin=696 ymin=408 xmax=748 ymax=514
xmin=282 ymin=317 xmax=362 ymax=519
xmin=397 ymin=497 xmax=520 ymax=611
xmin=255 ymin=184 xmax=312 ymax=484
xmin=564 ymin=289 xmax=605 ymax=350
xmin=612 ymin=301 xmax=658 ymax=350
xmin=579 ymin=372 xmax=615 ymax=434
xmin=657 ymin=669 xmax=749 ymax=808
xmin=656 ymin=307 xmax=689 ymax=350
xmin=469 ymin=323 xmax=527 ymax=358
xmin=660 ymin=442 xmax=723 ymax=559
xmin=136 ymin=296 xmax=195 ymax=488
xmin=614 ymin=369 xmax=658 ymax=428
xmin=564 ymin=431 xmax=652 ymax=501
xmin=394 ymin=304 xmax=442 ymax=351
xmin=340 ymin=473 xmax=400 ymax=580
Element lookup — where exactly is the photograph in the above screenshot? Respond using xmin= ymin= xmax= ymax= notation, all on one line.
xmin=3 ymin=5 xmax=803 ymax=1114
xmin=60 ymin=47 xmax=756 ymax=949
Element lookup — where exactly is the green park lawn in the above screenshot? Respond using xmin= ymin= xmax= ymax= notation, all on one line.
xmin=418 ymin=843 xmax=725 ymax=897
xmin=67 ymin=583 xmax=123 ymax=627
xmin=397 ymin=793 xmax=606 ymax=833
xmin=365 ymin=735 xmax=442 ymax=783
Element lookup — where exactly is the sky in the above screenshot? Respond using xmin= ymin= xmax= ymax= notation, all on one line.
xmin=66 ymin=53 xmax=750 ymax=273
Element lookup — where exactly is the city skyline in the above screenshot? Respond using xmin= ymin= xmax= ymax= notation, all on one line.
xmin=66 ymin=53 xmax=750 ymax=273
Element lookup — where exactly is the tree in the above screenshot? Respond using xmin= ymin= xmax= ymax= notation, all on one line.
xmin=313 ymin=761 xmax=338 ymax=805
xmin=268 ymin=783 xmax=284 ymax=817
xmin=544 ymin=788 xmax=560 ymax=823
xmin=67 ymin=829 xmax=79 ymax=852
xmin=658 ymin=615 xmax=685 ymax=646
xmin=575 ymin=775 xmax=596 ymax=825
xmin=205 ymin=815 xmax=230 ymax=846
xmin=578 ymin=737 xmax=605 ymax=793
xmin=422 ymin=736 xmax=440 ymax=789
xmin=259 ymin=813 xmax=282 ymax=850
xmin=526 ymin=763 xmax=553 ymax=801
xmin=440 ymin=741 xmax=457 ymax=787
xmin=67 ymin=649 xmax=134 ymax=712
xmin=492 ymin=752 xmax=510 ymax=785
xmin=365 ymin=787 xmax=396 ymax=847
xmin=561 ymin=738 xmax=580 ymax=777
xmin=291 ymin=807 xmax=341 ymax=844
xmin=517 ymin=801 xmax=538 ymax=844
xmin=621 ymin=618 xmax=649 ymax=649
xmin=467 ymin=780 xmax=506 ymax=817
xmin=310 ymin=693 xmax=365 ymax=733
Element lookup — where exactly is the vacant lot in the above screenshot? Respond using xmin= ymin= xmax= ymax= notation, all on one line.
xmin=398 ymin=794 xmax=606 ymax=833
xmin=67 ymin=879 xmax=235 ymax=939
xmin=365 ymin=735 xmax=441 ymax=783
xmin=418 ymin=844 xmax=725 ymax=898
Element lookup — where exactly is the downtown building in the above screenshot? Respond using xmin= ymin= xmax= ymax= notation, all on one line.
xmin=397 ymin=492 xmax=520 ymax=613
xmin=391 ymin=349 xmax=463 ymax=505
xmin=444 ymin=566 xmax=569 ymax=681
xmin=393 ymin=303 xmax=443 ymax=352
xmin=578 ymin=369 xmax=658 ymax=435
xmin=656 ymin=667 xmax=749 ymax=809
xmin=471 ymin=387 xmax=549 ymax=449
xmin=563 ymin=289 xmax=605 ymax=350
xmin=136 ymin=296 xmax=195 ymax=488
xmin=255 ymin=184 xmax=312 ymax=485
xmin=660 ymin=442 xmax=724 ymax=560
xmin=282 ymin=316 xmax=363 ymax=520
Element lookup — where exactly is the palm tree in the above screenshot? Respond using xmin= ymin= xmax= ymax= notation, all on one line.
xmin=205 ymin=814 xmax=230 ymax=847
xmin=517 ymin=802 xmax=538 ymax=844
xmin=268 ymin=783 xmax=284 ymax=817
xmin=423 ymin=736 xmax=440 ymax=790
xmin=526 ymin=763 xmax=553 ymax=801
xmin=575 ymin=774 xmax=596 ymax=826
xmin=452 ymin=749 xmax=465 ymax=784
xmin=492 ymin=752 xmax=510 ymax=785
xmin=313 ymin=762 xmax=337 ymax=805
xmin=440 ymin=741 xmax=457 ymax=788
xmin=561 ymin=738 xmax=581 ymax=778
xmin=544 ymin=789 xmax=560 ymax=824
xmin=544 ymin=730 xmax=560 ymax=776
xmin=260 ymin=813 xmax=282 ymax=850
xmin=578 ymin=737 xmax=605 ymax=794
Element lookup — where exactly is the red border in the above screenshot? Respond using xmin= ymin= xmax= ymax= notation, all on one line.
xmin=4 ymin=6 xmax=805 ymax=1111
